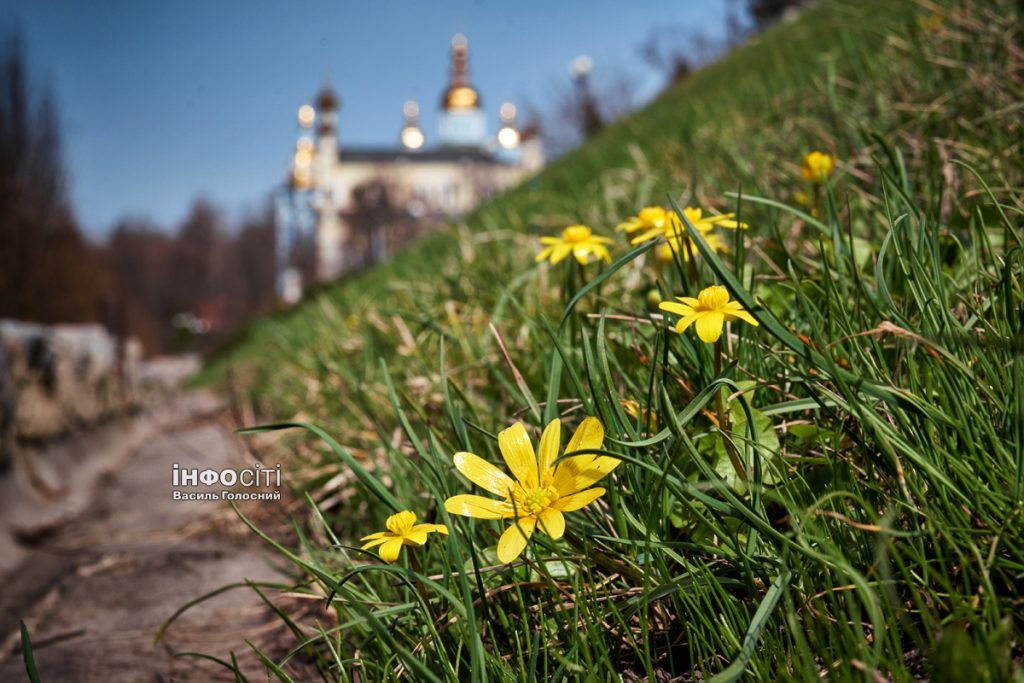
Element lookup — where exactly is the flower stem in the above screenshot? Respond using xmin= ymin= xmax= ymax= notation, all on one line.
xmin=714 ymin=339 xmax=747 ymax=482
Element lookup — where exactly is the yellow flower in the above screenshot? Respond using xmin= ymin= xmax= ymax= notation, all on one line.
xmin=536 ymin=224 xmax=613 ymax=266
xmin=631 ymin=207 xmax=746 ymax=246
xmin=620 ymin=399 xmax=657 ymax=432
xmin=617 ymin=206 xmax=669 ymax=237
xmin=444 ymin=417 xmax=620 ymax=564
xmin=360 ymin=510 xmax=448 ymax=563
xmin=654 ymin=229 xmax=729 ymax=264
xmin=918 ymin=11 xmax=943 ymax=31
xmin=801 ymin=151 xmax=834 ymax=183
xmin=659 ymin=285 xmax=759 ymax=343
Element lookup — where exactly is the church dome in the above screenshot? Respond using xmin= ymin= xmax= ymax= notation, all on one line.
xmin=442 ymin=85 xmax=480 ymax=111
xmin=440 ymin=34 xmax=481 ymax=112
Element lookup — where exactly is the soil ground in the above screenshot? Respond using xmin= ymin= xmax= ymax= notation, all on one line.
xmin=0 ymin=389 xmax=302 ymax=682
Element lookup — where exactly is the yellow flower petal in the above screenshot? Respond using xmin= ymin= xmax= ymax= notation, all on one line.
xmin=553 ymin=487 xmax=605 ymax=512
xmin=497 ymin=517 xmax=536 ymax=563
xmin=713 ymin=218 xmax=747 ymax=230
xmin=694 ymin=311 xmax=725 ymax=343
xmin=538 ymin=508 xmax=565 ymax=539
xmin=361 ymin=536 xmax=391 ymax=550
xmin=402 ymin=529 xmax=430 ymax=545
xmin=411 ymin=523 xmax=449 ymax=536
xmin=554 ymin=455 xmax=621 ymax=496
xmin=630 ymin=228 xmax=663 ymax=244
xmin=444 ymin=494 xmax=512 ymax=519
xmin=723 ymin=302 xmax=759 ymax=327
xmin=453 ymin=451 xmax=516 ymax=497
xmin=659 ymin=301 xmax=694 ymax=318
xmin=537 ymin=418 xmax=561 ymax=480
xmin=377 ymin=537 xmax=404 ymax=563
xmin=566 ymin=416 xmax=604 ymax=456
xmin=360 ymin=531 xmax=388 ymax=542
xmin=654 ymin=243 xmax=674 ymax=264
xmin=550 ymin=244 xmax=572 ymax=264
xmin=675 ymin=312 xmax=701 ymax=335
xmin=498 ymin=422 xmax=537 ymax=487
xmin=535 ymin=246 xmax=553 ymax=262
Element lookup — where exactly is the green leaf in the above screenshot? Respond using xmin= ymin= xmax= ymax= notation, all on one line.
xmin=713 ymin=404 xmax=783 ymax=487
xmin=668 ymin=194 xmax=955 ymax=427
xmin=559 ymin=240 xmax=654 ymax=328
xmin=20 ymin=621 xmax=41 ymax=683
xmin=709 ymin=570 xmax=791 ymax=683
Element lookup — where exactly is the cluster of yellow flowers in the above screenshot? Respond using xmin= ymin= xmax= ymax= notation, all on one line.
xmin=363 ymin=417 xmax=620 ymax=564
xmin=363 ymin=283 xmax=759 ymax=564
xmin=446 ymin=418 xmax=618 ymax=563
xmin=533 ymin=205 xmax=747 ymax=268
xmin=623 ymin=206 xmax=746 ymax=265
xmin=534 ymin=152 xmax=834 ymax=267
xmin=361 ymin=154 xmax=835 ymax=564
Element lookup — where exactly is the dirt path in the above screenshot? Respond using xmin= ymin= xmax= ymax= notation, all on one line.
xmin=0 ymin=390 xmax=298 ymax=682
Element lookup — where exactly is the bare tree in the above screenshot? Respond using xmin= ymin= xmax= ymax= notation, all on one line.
xmin=106 ymin=218 xmax=175 ymax=353
xmin=105 ymin=200 xmax=280 ymax=356
xmin=232 ymin=206 xmax=277 ymax=319
xmin=748 ymin=0 xmax=803 ymax=28
xmin=640 ymin=24 xmax=733 ymax=89
xmin=0 ymin=29 xmax=106 ymax=325
xmin=529 ymin=64 xmax=640 ymax=158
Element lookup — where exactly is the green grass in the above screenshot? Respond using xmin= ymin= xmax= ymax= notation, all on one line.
xmin=193 ymin=0 xmax=1024 ymax=679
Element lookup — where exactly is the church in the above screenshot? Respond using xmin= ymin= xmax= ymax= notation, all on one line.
xmin=274 ymin=35 xmax=544 ymax=302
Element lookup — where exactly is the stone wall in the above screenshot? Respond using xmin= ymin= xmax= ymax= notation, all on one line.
xmin=0 ymin=320 xmax=143 ymax=465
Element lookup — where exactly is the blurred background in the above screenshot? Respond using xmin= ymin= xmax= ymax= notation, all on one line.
xmin=0 ymin=1 xmax=823 ymax=677
xmin=0 ymin=0 xmax=793 ymax=358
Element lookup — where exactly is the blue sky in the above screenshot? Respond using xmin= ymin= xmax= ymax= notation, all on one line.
xmin=5 ymin=1 xmax=732 ymax=236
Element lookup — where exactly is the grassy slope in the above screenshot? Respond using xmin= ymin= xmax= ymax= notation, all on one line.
xmin=206 ymin=0 xmax=922 ymax=385
xmin=201 ymin=0 xmax=1023 ymax=680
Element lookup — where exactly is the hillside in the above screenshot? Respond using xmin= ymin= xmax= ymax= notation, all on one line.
xmin=198 ymin=0 xmax=1024 ymax=679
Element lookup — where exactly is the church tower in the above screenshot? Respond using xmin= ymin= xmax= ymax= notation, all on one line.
xmin=438 ymin=34 xmax=486 ymax=148
xmin=313 ymin=85 xmax=345 ymax=280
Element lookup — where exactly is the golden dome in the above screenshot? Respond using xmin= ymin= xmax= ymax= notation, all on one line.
xmin=440 ymin=34 xmax=481 ymax=112
xmin=443 ymin=85 xmax=480 ymax=111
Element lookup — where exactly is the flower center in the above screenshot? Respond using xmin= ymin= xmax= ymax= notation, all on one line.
xmin=386 ymin=510 xmax=417 ymax=535
xmin=562 ymin=225 xmax=592 ymax=243
xmin=697 ymin=285 xmax=730 ymax=311
xmin=514 ymin=485 xmax=558 ymax=515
